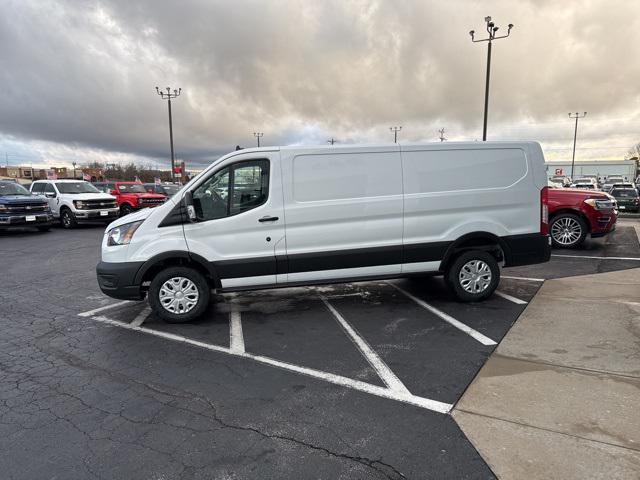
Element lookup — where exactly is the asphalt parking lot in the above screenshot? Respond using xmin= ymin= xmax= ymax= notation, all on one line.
xmin=1 ymin=223 xmax=639 ymax=479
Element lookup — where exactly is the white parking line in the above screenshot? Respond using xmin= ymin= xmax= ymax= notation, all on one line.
xmin=78 ymin=300 xmax=131 ymax=317
xmin=319 ymin=296 xmax=410 ymax=394
xmin=229 ymin=310 xmax=245 ymax=353
xmin=494 ymin=291 xmax=528 ymax=305
xmin=551 ymin=254 xmax=640 ymax=261
xmin=388 ymin=283 xmax=497 ymax=346
xmin=501 ymin=275 xmax=545 ymax=282
xmin=130 ymin=306 xmax=151 ymax=327
xmin=88 ymin=314 xmax=452 ymax=414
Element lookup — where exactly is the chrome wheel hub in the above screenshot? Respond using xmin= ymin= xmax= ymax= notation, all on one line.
xmin=551 ymin=217 xmax=581 ymax=245
xmin=459 ymin=260 xmax=492 ymax=294
xmin=159 ymin=277 xmax=199 ymax=314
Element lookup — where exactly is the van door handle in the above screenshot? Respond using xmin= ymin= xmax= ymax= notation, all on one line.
xmin=258 ymin=216 xmax=279 ymax=223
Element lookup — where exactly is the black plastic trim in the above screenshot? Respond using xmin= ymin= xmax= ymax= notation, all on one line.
xmin=96 ymin=261 xmax=145 ymax=300
xmin=501 ymin=233 xmax=550 ymax=267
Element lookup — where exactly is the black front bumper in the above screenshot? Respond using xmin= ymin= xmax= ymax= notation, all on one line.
xmin=96 ymin=261 xmax=145 ymax=300
xmin=502 ymin=233 xmax=551 ymax=267
xmin=0 ymin=214 xmax=54 ymax=227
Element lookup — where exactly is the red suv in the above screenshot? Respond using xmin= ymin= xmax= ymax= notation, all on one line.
xmin=547 ymin=187 xmax=617 ymax=248
xmin=95 ymin=181 xmax=166 ymax=216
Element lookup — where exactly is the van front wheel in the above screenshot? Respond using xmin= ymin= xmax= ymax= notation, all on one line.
xmin=446 ymin=250 xmax=500 ymax=302
xmin=149 ymin=266 xmax=210 ymax=323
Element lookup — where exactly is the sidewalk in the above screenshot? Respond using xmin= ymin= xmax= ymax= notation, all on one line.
xmin=453 ymin=267 xmax=640 ymax=479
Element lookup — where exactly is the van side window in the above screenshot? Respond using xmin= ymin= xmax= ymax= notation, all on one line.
xmin=192 ymin=159 xmax=269 ymax=221
xmin=230 ymin=160 xmax=269 ymax=215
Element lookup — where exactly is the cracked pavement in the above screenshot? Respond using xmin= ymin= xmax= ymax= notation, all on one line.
xmin=1 ymin=225 xmax=637 ymax=479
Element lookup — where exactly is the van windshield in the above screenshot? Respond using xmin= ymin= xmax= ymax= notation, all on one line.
xmin=55 ymin=182 xmax=100 ymax=194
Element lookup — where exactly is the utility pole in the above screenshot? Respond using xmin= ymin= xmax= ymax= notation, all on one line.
xmin=327 ymin=138 xmax=337 ymax=145
xmin=470 ymin=16 xmax=514 ymax=141
xmin=569 ymin=112 xmax=587 ymax=179
xmin=72 ymin=161 xmax=77 ymax=179
xmin=390 ymin=126 xmax=402 ymax=143
xmin=155 ymin=86 xmax=182 ymax=182
xmin=438 ymin=128 xmax=447 ymax=142
xmin=253 ymin=132 xmax=264 ymax=147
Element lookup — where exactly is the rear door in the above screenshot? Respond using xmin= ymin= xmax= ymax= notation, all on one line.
xmin=182 ymin=151 xmax=285 ymax=289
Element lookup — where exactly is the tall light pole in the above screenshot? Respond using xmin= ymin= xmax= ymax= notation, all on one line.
xmin=438 ymin=128 xmax=447 ymax=142
xmin=72 ymin=161 xmax=77 ymax=179
xmin=327 ymin=138 xmax=337 ymax=145
xmin=470 ymin=17 xmax=514 ymax=141
xmin=253 ymin=132 xmax=264 ymax=147
xmin=569 ymin=112 xmax=587 ymax=179
xmin=155 ymin=86 xmax=182 ymax=182
xmin=390 ymin=126 xmax=402 ymax=143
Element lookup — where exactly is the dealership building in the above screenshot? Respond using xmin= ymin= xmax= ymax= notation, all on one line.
xmin=545 ymin=159 xmax=638 ymax=181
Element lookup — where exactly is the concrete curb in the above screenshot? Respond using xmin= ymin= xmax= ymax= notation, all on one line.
xmin=453 ymin=267 xmax=640 ymax=479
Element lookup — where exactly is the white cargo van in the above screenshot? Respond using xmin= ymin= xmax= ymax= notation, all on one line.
xmin=97 ymin=142 xmax=551 ymax=322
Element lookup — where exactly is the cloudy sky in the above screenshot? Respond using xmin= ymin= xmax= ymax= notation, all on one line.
xmin=1 ymin=0 xmax=639 ymax=169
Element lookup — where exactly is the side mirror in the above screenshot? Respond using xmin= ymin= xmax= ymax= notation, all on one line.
xmin=45 ymin=192 xmax=56 ymax=198
xmin=183 ymin=191 xmax=197 ymax=222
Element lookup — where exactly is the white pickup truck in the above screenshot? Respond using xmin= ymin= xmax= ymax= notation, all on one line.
xmin=30 ymin=180 xmax=119 ymax=229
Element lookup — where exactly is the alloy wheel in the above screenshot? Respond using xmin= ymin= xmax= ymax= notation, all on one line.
xmin=551 ymin=217 xmax=582 ymax=246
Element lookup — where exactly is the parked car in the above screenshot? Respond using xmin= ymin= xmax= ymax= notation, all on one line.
xmin=609 ymin=187 xmax=640 ymax=213
xmin=143 ymin=183 xmax=181 ymax=198
xmin=97 ymin=141 xmax=551 ymax=322
xmin=570 ymin=178 xmax=598 ymax=190
xmin=547 ymin=188 xmax=617 ymax=248
xmin=602 ymin=176 xmax=626 ymax=192
xmin=94 ymin=181 xmax=166 ymax=216
xmin=550 ymin=175 xmax=572 ymax=187
xmin=0 ymin=181 xmax=53 ymax=231
xmin=30 ymin=180 xmax=119 ymax=229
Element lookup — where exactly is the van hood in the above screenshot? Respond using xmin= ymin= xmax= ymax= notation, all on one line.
xmin=105 ymin=206 xmax=153 ymax=230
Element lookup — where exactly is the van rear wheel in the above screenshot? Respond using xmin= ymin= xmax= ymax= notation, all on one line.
xmin=149 ymin=266 xmax=210 ymax=323
xmin=446 ymin=250 xmax=500 ymax=302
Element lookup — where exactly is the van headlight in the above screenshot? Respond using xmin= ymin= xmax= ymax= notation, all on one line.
xmin=107 ymin=220 xmax=144 ymax=246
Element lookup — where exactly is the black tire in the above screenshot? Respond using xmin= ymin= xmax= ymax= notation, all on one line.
xmin=120 ymin=203 xmax=134 ymax=217
xmin=445 ymin=250 xmax=500 ymax=302
xmin=36 ymin=225 xmax=51 ymax=232
xmin=60 ymin=208 xmax=78 ymax=229
xmin=550 ymin=213 xmax=587 ymax=248
xmin=148 ymin=266 xmax=210 ymax=323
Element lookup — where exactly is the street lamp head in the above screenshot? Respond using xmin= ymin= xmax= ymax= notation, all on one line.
xmin=485 ymin=16 xmax=491 ymax=23
xmin=469 ymin=30 xmax=475 ymax=39
xmin=493 ymin=26 xmax=499 ymax=32
xmin=508 ymin=23 xmax=514 ymax=32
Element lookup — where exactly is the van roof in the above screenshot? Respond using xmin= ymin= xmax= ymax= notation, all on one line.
xmin=232 ymin=141 xmax=541 ymax=155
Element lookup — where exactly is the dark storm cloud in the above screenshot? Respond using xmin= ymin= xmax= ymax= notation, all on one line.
xmin=1 ymin=0 xmax=639 ymax=166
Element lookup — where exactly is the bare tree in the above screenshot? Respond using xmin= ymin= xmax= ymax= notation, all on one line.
xmin=626 ymin=142 xmax=640 ymax=160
